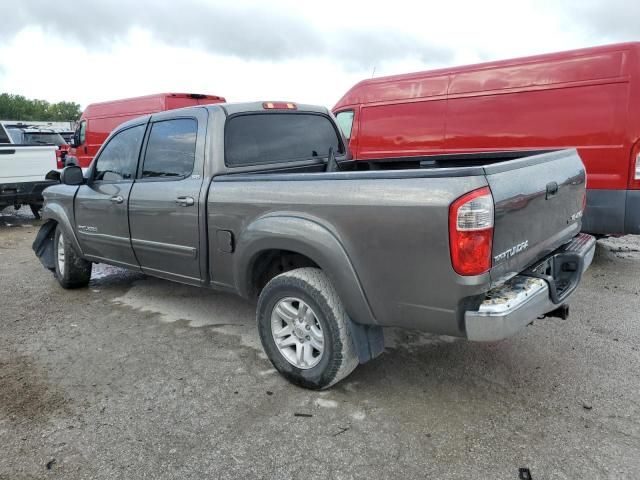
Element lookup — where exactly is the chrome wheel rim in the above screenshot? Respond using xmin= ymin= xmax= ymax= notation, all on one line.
xmin=57 ymin=233 xmax=65 ymax=275
xmin=271 ymin=297 xmax=324 ymax=369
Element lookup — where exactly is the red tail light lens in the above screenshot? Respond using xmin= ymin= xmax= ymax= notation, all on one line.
xmin=55 ymin=149 xmax=64 ymax=169
xmin=449 ymin=187 xmax=494 ymax=276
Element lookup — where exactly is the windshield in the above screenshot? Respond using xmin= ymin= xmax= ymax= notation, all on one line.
xmin=335 ymin=111 xmax=354 ymax=139
xmin=23 ymin=132 xmax=66 ymax=146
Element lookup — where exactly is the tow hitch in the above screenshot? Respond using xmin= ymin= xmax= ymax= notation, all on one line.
xmin=542 ymin=304 xmax=570 ymax=320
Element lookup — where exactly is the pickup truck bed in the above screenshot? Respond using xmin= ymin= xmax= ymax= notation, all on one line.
xmin=33 ymin=102 xmax=595 ymax=389
xmin=210 ymin=149 xmax=588 ymax=336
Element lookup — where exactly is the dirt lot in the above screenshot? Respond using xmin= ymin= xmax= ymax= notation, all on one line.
xmin=1 ymin=209 xmax=639 ymax=479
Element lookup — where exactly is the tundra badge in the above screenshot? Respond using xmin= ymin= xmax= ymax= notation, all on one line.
xmin=494 ymin=240 xmax=529 ymax=263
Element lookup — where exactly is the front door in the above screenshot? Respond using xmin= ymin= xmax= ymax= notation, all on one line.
xmin=128 ymin=112 xmax=206 ymax=283
xmin=75 ymin=123 xmax=146 ymax=268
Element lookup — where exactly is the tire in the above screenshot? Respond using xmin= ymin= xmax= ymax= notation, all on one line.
xmin=54 ymin=225 xmax=92 ymax=289
xmin=29 ymin=204 xmax=41 ymax=219
xmin=257 ymin=267 xmax=359 ymax=389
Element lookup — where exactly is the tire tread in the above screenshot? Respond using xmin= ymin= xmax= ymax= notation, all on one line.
xmin=257 ymin=267 xmax=359 ymax=389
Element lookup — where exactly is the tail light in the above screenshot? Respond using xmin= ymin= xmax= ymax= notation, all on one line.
xmin=449 ymin=187 xmax=494 ymax=276
xmin=55 ymin=149 xmax=64 ymax=169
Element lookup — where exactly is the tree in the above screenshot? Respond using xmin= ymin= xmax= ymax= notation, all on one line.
xmin=0 ymin=93 xmax=82 ymax=121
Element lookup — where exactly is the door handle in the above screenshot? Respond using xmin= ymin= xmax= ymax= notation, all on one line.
xmin=175 ymin=196 xmax=195 ymax=207
xmin=110 ymin=195 xmax=124 ymax=204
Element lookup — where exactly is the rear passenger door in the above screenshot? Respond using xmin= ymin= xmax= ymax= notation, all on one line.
xmin=128 ymin=109 xmax=207 ymax=284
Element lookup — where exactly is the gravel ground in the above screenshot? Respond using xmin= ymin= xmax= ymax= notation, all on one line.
xmin=1 ymin=208 xmax=639 ymax=479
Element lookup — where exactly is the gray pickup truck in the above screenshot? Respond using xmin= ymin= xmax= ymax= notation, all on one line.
xmin=33 ymin=101 xmax=595 ymax=389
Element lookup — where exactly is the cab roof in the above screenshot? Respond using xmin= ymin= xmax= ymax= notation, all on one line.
xmin=113 ymin=101 xmax=331 ymax=133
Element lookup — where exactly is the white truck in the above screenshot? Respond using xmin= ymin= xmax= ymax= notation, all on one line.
xmin=0 ymin=123 xmax=58 ymax=217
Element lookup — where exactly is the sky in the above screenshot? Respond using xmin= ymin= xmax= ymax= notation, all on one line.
xmin=0 ymin=0 xmax=638 ymax=110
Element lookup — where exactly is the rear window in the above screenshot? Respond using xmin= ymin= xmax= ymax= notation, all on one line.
xmin=225 ymin=113 xmax=341 ymax=167
xmin=23 ymin=132 xmax=66 ymax=146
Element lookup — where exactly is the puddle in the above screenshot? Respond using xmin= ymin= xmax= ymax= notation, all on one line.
xmin=88 ymin=263 xmax=263 ymax=350
xmin=90 ymin=263 xmax=144 ymax=283
xmin=112 ymin=276 xmax=255 ymax=328
xmin=112 ymin=276 xmax=263 ymax=351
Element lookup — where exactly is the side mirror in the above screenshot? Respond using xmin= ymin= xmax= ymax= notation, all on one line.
xmin=60 ymin=165 xmax=84 ymax=186
xmin=70 ymin=138 xmax=76 ymax=147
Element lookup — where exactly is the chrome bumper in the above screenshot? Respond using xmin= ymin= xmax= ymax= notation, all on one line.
xmin=465 ymin=233 xmax=596 ymax=342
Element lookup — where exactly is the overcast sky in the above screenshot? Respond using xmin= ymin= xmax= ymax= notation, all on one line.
xmin=0 ymin=0 xmax=637 ymax=110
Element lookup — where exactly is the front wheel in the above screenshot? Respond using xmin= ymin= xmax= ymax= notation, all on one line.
xmin=54 ymin=225 xmax=92 ymax=289
xmin=257 ymin=268 xmax=359 ymax=389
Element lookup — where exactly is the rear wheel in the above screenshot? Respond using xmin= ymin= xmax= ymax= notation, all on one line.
xmin=54 ymin=225 xmax=92 ymax=289
xmin=257 ymin=267 xmax=359 ymax=389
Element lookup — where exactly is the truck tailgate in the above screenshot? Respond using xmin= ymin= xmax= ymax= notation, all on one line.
xmin=486 ymin=149 xmax=586 ymax=285
xmin=0 ymin=146 xmax=58 ymax=183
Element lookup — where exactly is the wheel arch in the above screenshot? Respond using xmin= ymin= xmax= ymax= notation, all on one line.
xmin=235 ymin=214 xmax=377 ymax=326
xmin=36 ymin=202 xmax=84 ymax=259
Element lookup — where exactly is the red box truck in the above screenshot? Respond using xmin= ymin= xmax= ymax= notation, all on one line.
xmin=69 ymin=93 xmax=225 ymax=168
xmin=333 ymin=42 xmax=640 ymax=235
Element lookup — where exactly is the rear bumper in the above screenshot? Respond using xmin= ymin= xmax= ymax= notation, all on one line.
xmin=0 ymin=180 xmax=56 ymax=207
xmin=583 ymin=189 xmax=640 ymax=235
xmin=465 ymin=233 xmax=596 ymax=341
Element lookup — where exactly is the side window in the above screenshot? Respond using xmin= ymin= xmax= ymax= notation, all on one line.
xmin=78 ymin=120 xmax=87 ymax=145
xmin=335 ymin=110 xmax=354 ymax=139
xmin=94 ymin=125 xmax=145 ymax=182
xmin=141 ymin=119 xmax=197 ymax=178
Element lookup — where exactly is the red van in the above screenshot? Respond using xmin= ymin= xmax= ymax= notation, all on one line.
xmin=333 ymin=42 xmax=640 ymax=235
xmin=70 ymin=93 xmax=225 ymax=168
